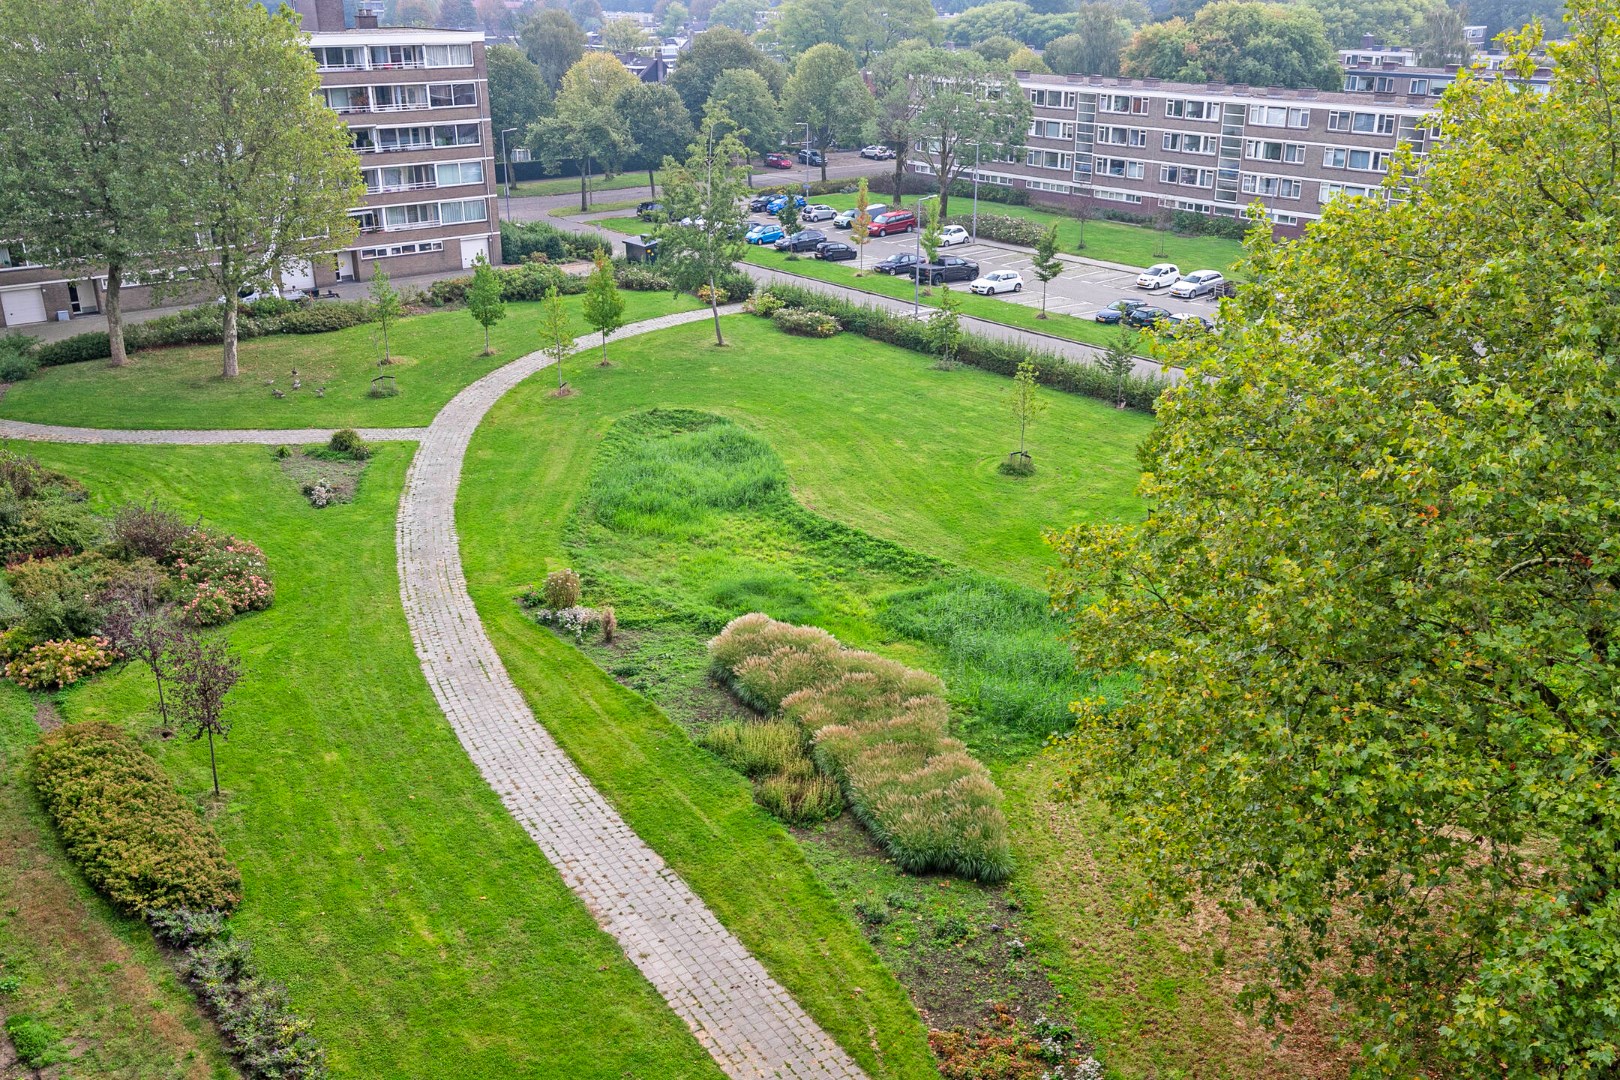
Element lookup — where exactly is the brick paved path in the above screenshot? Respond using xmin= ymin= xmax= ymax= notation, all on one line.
xmin=0 ymin=307 xmax=869 ymax=1080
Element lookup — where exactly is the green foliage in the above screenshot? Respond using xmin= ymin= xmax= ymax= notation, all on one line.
xmin=581 ymin=250 xmax=626 ymax=363
xmin=782 ymin=43 xmax=874 ymax=179
xmin=532 ymin=53 xmax=638 ymax=211
xmin=704 ymin=68 xmax=784 ymax=163
xmin=1008 ymin=358 xmax=1047 ymax=457
xmin=1030 ymin=224 xmax=1063 ymax=312
xmin=520 ymin=8 xmax=586 ymax=90
xmin=326 ymin=429 xmax=371 ymax=460
xmin=770 ymin=308 xmax=841 ymax=337
xmin=541 ymin=568 xmax=583 ymax=610
xmin=368 ymin=269 xmax=403 ymax=363
xmin=0 ymin=335 xmax=39 ymax=382
xmin=1052 ymin=8 xmax=1620 ymax=1073
xmin=668 ymin=26 xmax=785 ymax=119
xmin=487 ymin=43 xmax=552 ymax=139
xmin=697 ymin=720 xmax=804 ymax=778
xmin=944 ymin=212 xmax=1045 ymax=247
xmin=754 ymin=763 xmax=844 ymax=825
xmin=466 ymin=255 xmax=508 ymax=354
xmin=4 ymin=1014 xmax=61 ymax=1068
xmin=620 ymin=82 xmax=695 ymax=188
xmin=1121 ymin=0 xmax=1341 ymax=90
xmin=652 ymin=115 xmax=753 ymax=344
xmin=32 ymin=722 xmax=242 ymax=913
xmin=1171 ymin=209 xmax=1250 ymax=239
xmin=924 ymin=284 xmax=963 ymax=368
xmin=499 ymin=218 xmax=603 ymax=265
xmin=5 ymin=635 xmax=116 ymax=690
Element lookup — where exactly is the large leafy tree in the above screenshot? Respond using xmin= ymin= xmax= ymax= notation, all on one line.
xmin=1121 ymin=1 xmax=1341 ymax=89
xmin=781 ymin=44 xmax=873 ymax=182
xmin=669 ymin=27 xmax=785 ymax=120
xmin=488 ymin=44 xmax=553 ymax=150
xmin=1042 ymin=2 xmax=1134 ymax=75
xmin=839 ymin=0 xmax=939 ymax=63
xmin=620 ymin=83 xmax=695 ymax=196
xmin=653 ymin=115 xmax=751 ymax=346
xmin=0 ymin=0 xmax=186 ymax=367
xmin=532 ymin=53 xmax=639 ymax=211
xmin=601 ymin=15 xmax=651 ymax=53
xmin=172 ymin=0 xmax=362 ymax=378
xmin=438 ymin=0 xmax=481 ymax=29
xmin=867 ymin=44 xmax=929 ymax=207
xmin=521 ymin=8 xmax=587 ymax=89
xmin=901 ymin=48 xmax=1031 ymax=217
xmin=1417 ymin=2 xmax=1472 ymax=65
xmin=704 ymin=68 xmax=783 ymax=178
xmin=771 ymin=0 xmax=844 ymax=56
xmin=1051 ymin=8 xmax=1620 ymax=1075
xmin=1467 ymin=0 xmax=1564 ymax=38
xmin=1297 ymin=0 xmax=1431 ymax=47
xmin=709 ymin=0 xmax=759 ymax=31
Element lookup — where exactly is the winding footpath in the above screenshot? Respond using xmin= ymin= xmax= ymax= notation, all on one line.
xmin=1 ymin=308 xmax=867 ymax=1080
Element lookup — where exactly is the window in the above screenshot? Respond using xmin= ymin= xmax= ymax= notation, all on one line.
xmin=1320 ymin=181 xmax=1382 ymax=204
xmin=1166 ymin=98 xmax=1217 ymax=120
xmin=1240 ymin=174 xmax=1302 ymax=199
xmin=352 ymin=129 xmax=377 ymax=152
xmin=377 ymin=125 xmax=434 ymax=151
xmin=424 ymin=44 xmax=474 ymax=67
xmin=1097 ymin=125 xmax=1146 ymax=147
xmin=432 ymin=123 xmax=481 ymax=147
xmin=1410 ymin=78 xmax=1430 ymax=95
xmin=1025 ymin=149 xmax=1073 ymax=170
xmin=384 ymin=202 xmax=438 ymax=228
xmin=1376 ymin=76 xmax=1396 ymax=92
xmin=1323 ymin=147 xmax=1389 ymax=171
xmin=370 ymin=45 xmax=424 ymax=68
xmin=349 ymin=209 xmax=381 ymax=232
xmin=1272 ymin=212 xmax=1298 ymax=226
xmin=1094 ymin=188 xmax=1143 ymax=204
xmin=1159 ymin=165 xmax=1213 ymax=187
xmin=312 ymin=46 xmax=363 ymax=69
xmin=436 ymin=160 xmax=484 ymax=187
xmin=373 ymin=84 xmax=429 ymax=110
xmin=1025 ymin=179 xmax=1072 ymax=193
xmin=1248 ymin=105 xmax=1310 ymax=128
xmin=1344 ymin=74 xmax=1375 ymax=92
xmin=429 ymin=82 xmax=478 ymax=108
xmin=322 ymin=86 xmax=370 ymax=112
xmin=439 ymin=198 xmax=488 ymax=224
xmin=1097 ymin=157 xmax=1144 ymax=179
xmin=1244 ymin=139 xmax=1306 ymax=163
xmin=1026 ymin=89 xmax=1076 ymax=108
xmin=0 ymin=244 xmax=21 ymax=268
xmin=359 ymin=240 xmax=445 ymax=261
xmin=1164 ymin=132 xmax=1217 ymax=154
xmin=363 ymin=163 xmax=436 ymax=191
xmin=1099 ymin=94 xmax=1138 ymax=114
xmin=1329 ymin=111 xmax=1396 ymax=134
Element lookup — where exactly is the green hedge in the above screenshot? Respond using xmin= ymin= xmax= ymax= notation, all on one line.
xmin=760 ymin=283 xmax=1166 ymax=413
xmin=34 ymin=300 xmax=371 ymax=368
xmin=943 ymin=213 xmax=1048 ymax=248
xmin=32 ymin=722 xmax=242 ymax=913
xmin=499 ymin=219 xmax=606 ymax=264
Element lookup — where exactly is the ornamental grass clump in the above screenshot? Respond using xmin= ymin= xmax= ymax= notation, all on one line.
xmin=698 ymin=719 xmax=803 ymax=778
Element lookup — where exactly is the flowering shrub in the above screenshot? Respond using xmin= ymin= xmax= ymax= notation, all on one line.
xmin=534 ymin=605 xmax=601 ymax=642
xmin=928 ymin=1006 xmax=1102 ymax=1080
xmin=770 ymin=308 xmax=840 ymax=338
xmin=172 ymin=531 xmax=274 ymax=625
xmin=540 ymin=568 xmax=581 ymax=610
xmin=6 ymin=636 xmax=116 ymax=690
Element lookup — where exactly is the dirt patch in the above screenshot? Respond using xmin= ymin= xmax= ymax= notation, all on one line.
xmin=277 ymin=449 xmax=365 ymax=508
xmin=30 ymin=701 xmax=59 ymax=732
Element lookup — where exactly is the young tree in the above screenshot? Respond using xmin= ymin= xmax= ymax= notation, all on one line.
xmin=621 ymin=83 xmax=695 ymax=197
xmin=466 ymin=255 xmax=507 ymax=355
xmin=1008 ymin=45 xmax=1051 ymax=72
xmin=1007 ymin=358 xmax=1046 ymax=460
xmin=781 ymin=44 xmax=874 ymax=183
xmin=0 ymin=0 xmax=188 ymax=368
xmin=1030 ymin=225 xmax=1063 ymax=318
xmin=169 ymin=0 xmax=363 ymax=379
xmin=900 ymin=48 xmax=1032 ymax=217
xmin=102 ymin=598 xmax=179 ymax=725
xmin=521 ymin=8 xmax=588 ymax=89
xmin=1051 ymin=9 xmax=1620 ymax=1071
xmin=923 ymin=284 xmax=962 ymax=368
xmin=532 ymin=53 xmax=639 ymax=211
xmin=704 ymin=68 xmax=784 ymax=179
xmin=655 ymin=115 xmax=752 ymax=345
xmin=538 ymin=285 xmax=574 ymax=394
xmin=581 ymin=250 xmax=625 ymax=365
xmin=919 ymin=198 xmax=943 ymax=266
xmin=488 ymin=45 xmax=553 ymax=148
xmin=850 ymin=178 xmax=873 ymax=273
xmin=778 ymin=197 xmax=802 ymax=237
xmin=172 ymin=632 xmax=242 ymax=799
xmin=1094 ymin=326 xmax=1135 ymax=408
xmin=370 ymin=270 xmax=403 ymax=364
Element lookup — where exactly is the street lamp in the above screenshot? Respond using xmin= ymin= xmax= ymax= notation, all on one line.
xmin=798 ymin=121 xmax=812 ymax=200
xmin=964 ymin=139 xmax=982 ymax=243
xmin=912 ymin=192 xmax=939 ymax=316
xmin=499 ymin=127 xmax=518 ymax=222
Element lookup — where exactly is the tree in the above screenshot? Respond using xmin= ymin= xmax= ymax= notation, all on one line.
xmin=1006 ymin=358 xmax=1045 ymax=460
xmin=1121 ymin=1 xmax=1341 ymax=90
xmin=1297 ymin=0 xmax=1430 ymax=47
xmin=581 ymin=250 xmax=625 ymax=365
xmin=396 ymin=0 xmax=437 ymax=25
xmin=370 ymin=270 xmax=403 ymax=364
xmin=778 ymin=197 xmax=801 ymax=237
xmin=466 ymin=255 xmax=506 ymax=355
xmin=654 ymin=115 xmax=752 ymax=345
xmin=839 ymin=0 xmax=938 ymax=63
xmin=850 ymin=177 xmax=873 ymax=273
xmin=1467 ymin=0 xmax=1562 ymax=38
xmin=669 ymin=28 xmax=785 ymax=121
xmin=438 ymin=0 xmax=481 ymax=28
xmin=704 ymin=68 xmax=783 ymax=176
xmin=567 ymin=0 xmax=605 ymax=32
xmin=170 ymin=0 xmax=362 ymax=379
xmin=973 ymin=34 xmax=1023 ymax=61
xmin=919 ymin=197 xmax=943 ymax=266
xmin=868 ymin=45 xmax=929 ymax=207
xmin=488 ymin=45 xmax=553 ymax=150
xmin=601 ymin=15 xmax=651 ymax=53
xmin=477 ymin=0 xmax=516 ymax=34
xmin=1093 ymin=325 xmax=1134 ymax=407
xmin=102 ymin=597 xmax=179 ymax=725
xmin=782 ymin=45 xmax=873 ymax=183
xmin=902 ymin=49 xmax=1032 ymax=217
xmin=923 ymin=284 xmax=962 ymax=368
xmin=621 ymin=83 xmax=695 ymax=196
xmin=172 ymin=631 xmax=241 ymax=798
xmin=0 ymin=0 xmax=185 ymax=368
xmin=1416 ymin=3 xmax=1472 ymax=66
xmin=710 ymin=0 xmax=758 ymax=31
xmin=521 ymin=8 xmax=587 ymax=89
xmin=772 ymin=0 xmax=844 ymax=56
xmin=1050 ymin=9 xmax=1620 ymax=1072
xmin=1030 ymin=225 xmax=1062 ymax=318
xmin=1042 ymin=2 xmax=1133 ymax=75
xmin=538 ymin=284 xmax=574 ymax=393
xmin=1008 ymin=45 xmax=1050 ymax=72
xmin=532 ymin=52 xmax=638 ymax=211
xmin=660 ymin=1 xmax=690 ymax=37
xmin=942 ymin=1 xmax=1034 ymax=45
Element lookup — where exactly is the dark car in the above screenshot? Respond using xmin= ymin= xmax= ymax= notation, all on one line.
xmin=868 ymin=209 xmax=917 ymax=237
xmin=774 ymin=228 xmax=827 ymax=252
xmin=763 ymin=152 xmax=794 ymax=169
xmin=796 ymin=148 xmax=825 ymax=166
xmin=1125 ymin=305 xmax=1172 ymax=328
xmin=814 ymin=240 xmax=857 ymax=261
xmin=1094 ymin=298 xmax=1147 ymax=324
xmin=873 ymin=252 xmax=919 ymax=275
xmin=908 ymin=256 xmax=980 ymax=286
xmin=636 ymin=201 xmax=665 ymax=221
xmin=749 ymin=194 xmax=774 ymax=212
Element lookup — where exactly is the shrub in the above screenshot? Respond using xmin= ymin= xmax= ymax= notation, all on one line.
xmin=755 ymin=769 xmax=844 ymax=824
xmin=612 ymin=262 xmax=671 ymax=292
xmin=0 ymin=335 xmax=40 ymax=382
xmin=747 ymin=293 xmax=786 ymax=318
xmin=541 ymin=568 xmax=582 ymax=610
xmin=698 ymin=720 xmax=803 ymax=778
xmin=499 ymin=261 xmax=586 ymax=302
xmin=533 ymin=604 xmax=600 ymax=641
xmin=4 ymin=1015 xmax=58 ymax=1068
xmin=770 ymin=308 xmax=840 ymax=338
xmin=944 ymin=213 xmax=1046 ymax=248
xmin=501 ymin=218 xmax=603 ymax=264
xmin=272 ymin=301 xmax=369 ymax=335
xmin=7 ymin=552 xmax=118 ymax=640
xmin=32 ymin=722 xmax=242 ymax=913
xmin=0 ymin=496 xmax=103 ymax=563
xmin=326 ymin=429 xmax=371 ymax=460
xmin=35 ymin=330 xmax=112 ymax=367
xmin=107 ymin=501 xmax=194 ymax=561
xmin=5 ymin=636 xmax=117 ymax=689
xmin=1172 ymin=209 xmax=1251 ymax=239
xmin=172 ymin=531 xmax=275 ymax=625
xmin=712 ymin=268 xmax=756 ymax=303
xmin=167 ymin=929 xmax=328 ymax=1079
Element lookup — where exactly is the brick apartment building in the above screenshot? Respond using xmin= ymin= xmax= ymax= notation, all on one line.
xmin=0 ymin=0 xmax=499 ymax=329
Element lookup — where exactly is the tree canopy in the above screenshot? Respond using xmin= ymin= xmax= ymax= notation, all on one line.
xmin=521 ymin=8 xmax=588 ymax=89
xmin=899 ymin=48 xmax=1032 ymax=217
xmin=1296 ymin=0 xmax=1431 ymax=48
xmin=532 ymin=53 xmax=639 ymax=210
xmin=620 ymin=82 xmax=695 ymax=193
xmin=1042 ymin=2 xmax=1135 ymax=76
xmin=1120 ymin=1 xmax=1340 ymax=89
xmin=654 ymin=115 xmax=752 ymax=346
xmin=1051 ymin=7 xmax=1620 ymax=1074
xmin=669 ymin=27 xmax=785 ymax=120
xmin=488 ymin=44 xmax=553 ymax=148
xmin=781 ymin=44 xmax=874 ymax=181
xmin=705 ymin=68 xmax=784 ymax=167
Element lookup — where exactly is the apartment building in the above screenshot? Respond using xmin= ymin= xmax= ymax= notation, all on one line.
xmin=0 ymin=1 xmax=499 ymax=328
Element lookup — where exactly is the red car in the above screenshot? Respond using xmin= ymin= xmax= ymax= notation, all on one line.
xmin=762 ymin=152 xmax=794 ymax=169
xmin=867 ymin=209 xmax=917 ymax=237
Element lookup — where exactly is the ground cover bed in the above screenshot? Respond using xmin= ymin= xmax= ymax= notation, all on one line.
xmin=0 ymin=290 xmax=699 ymax=430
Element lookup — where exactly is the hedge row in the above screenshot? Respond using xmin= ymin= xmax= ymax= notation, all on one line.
xmin=943 ymin=213 xmax=1048 ymax=248
xmin=34 ymin=299 xmax=372 ymax=368
xmin=760 ymin=283 xmax=1166 ymax=413
xmin=32 ymin=722 xmax=242 ymax=913
xmin=425 ymin=260 xmax=753 ymax=307
xmin=499 ymin=218 xmax=606 ymax=264
xmin=709 ymin=613 xmax=1012 ymax=882
xmin=754 ymin=175 xmax=879 ymax=198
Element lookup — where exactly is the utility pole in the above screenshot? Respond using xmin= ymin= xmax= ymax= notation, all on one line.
xmin=799 ymin=121 xmax=812 ymax=201
xmin=500 ymin=127 xmax=518 ymax=221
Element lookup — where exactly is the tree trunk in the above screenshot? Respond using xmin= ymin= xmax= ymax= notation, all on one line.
xmin=154 ymin=669 xmax=168 ymax=724
xmin=599 ymin=331 xmax=608 ymax=365
xmin=648 ymin=166 xmax=659 ymax=197
xmin=484 ymin=324 xmax=491 ymax=354
xmin=106 ymin=263 xmax=128 ymax=367
xmin=709 ymin=271 xmax=725 ymax=346
xmin=820 ymin=156 xmax=828 ymax=184
xmin=382 ymin=318 xmax=391 ymax=363
xmin=221 ymin=300 xmax=239 ymax=378
xmin=892 ymin=157 xmax=905 ymax=207
xmin=1041 ymin=283 xmax=1049 ymax=317
xmin=207 ymin=730 xmax=220 ymax=797
xmin=580 ymin=157 xmax=591 ymax=212
xmin=938 ymin=180 xmax=950 ymax=220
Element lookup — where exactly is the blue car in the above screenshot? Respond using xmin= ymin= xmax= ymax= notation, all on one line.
xmin=765 ymin=195 xmax=807 ymax=216
xmin=745 ymin=222 xmax=785 ymax=245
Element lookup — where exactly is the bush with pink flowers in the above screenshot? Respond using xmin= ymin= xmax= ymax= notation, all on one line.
xmin=171 ymin=531 xmax=275 ymax=626
xmin=5 ymin=636 xmax=118 ymax=690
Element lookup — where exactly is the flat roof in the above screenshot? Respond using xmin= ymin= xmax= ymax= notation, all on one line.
xmin=307 ymin=28 xmax=485 ymax=46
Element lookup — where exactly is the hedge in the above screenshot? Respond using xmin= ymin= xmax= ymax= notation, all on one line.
xmin=499 ymin=218 xmax=606 ymax=264
xmin=943 ymin=213 xmax=1047 ymax=248
xmin=760 ymin=283 xmax=1166 ymax=413
xmin=32 ymin=722 xmax=242 ymax=913
xmin=34 ymin=299 xmax=371 ymax=368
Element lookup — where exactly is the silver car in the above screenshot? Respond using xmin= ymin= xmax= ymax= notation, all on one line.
xmin=832 ymin=203 xmax=887 ymax=228
xmin=1167 ymin=269 xmax=1226 ymax=299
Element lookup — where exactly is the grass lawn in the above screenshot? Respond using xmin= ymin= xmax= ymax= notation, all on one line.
xmin=17 ymin=441 xmax=722 ymax=1079
xmin=0 ymin=291 xmax=700 ymax=431
xmin=0 ymin=688 xmax=237 ymax=1079
xmin=510 ymin=170 xmax=663 ymax=199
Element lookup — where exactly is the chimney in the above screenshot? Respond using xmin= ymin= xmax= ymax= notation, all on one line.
xmin=356 ymin=5 xmax=380 ymax=29
xmin=313 ymin=0 xmax=345 ymax=30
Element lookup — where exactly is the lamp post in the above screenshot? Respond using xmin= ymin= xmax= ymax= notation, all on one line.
xmin=499 ymin=127 xmax=518 ymax=222
xmin=798 ymin=121 xmax=812 ymax=200
xmin=912 ymin=192 xmax=938 ymax=317
xmin=965 ymin=139 xmax=982 ymax=243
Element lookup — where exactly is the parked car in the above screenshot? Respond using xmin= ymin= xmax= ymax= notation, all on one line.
xmin=833 ymin=203 xmax=887 ymax=228
xmin=868 ymin=209 xmax=917 ymax=237
xmin=636 ymin=201 xmax=664 ymax=220
xmin=814 ymin=240 xmax=858 ymax=261
xmin=1167 ymin=269 xmax=1226 ymax=299
xmin=775 ymin=229 xmax=827 ymax=252
xmin=1168 ymin=312 xmax=1214 ymax=333
xmin=860 ymin=145 xmax=895 ymax=159
xmin=874 ymin=252 xmax=920 ymax=275
xmin=749 ymin=194 xmax=775 ymax=212
xmin=1135 ymin=262 xmax=1180 ymax=290
xmin=1125 ymin=305 xmax=1172 ymax=328
xmin=801 ymin=204 xmax=837 ymax=222
xmin=766 ymin=194 xmax=808 ymax=216
xmin=796 ymin=148 xmax=824 ymax=166
xmin=938 ymin=225 xmax=972 ymax=247
xmin=909 ymin=256 xmax=980 ymax=285
xmin=970 ymin=270 xmax=1023 ymax=295
xmin=746 ymin=222 xmax=785 ymax=245
xmin=1094 ymin=298 xmax=1148 ymax=324
xmin=762 ymin=152 xmax=794 ymax=169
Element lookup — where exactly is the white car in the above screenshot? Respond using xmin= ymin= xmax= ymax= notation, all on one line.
xmin=1135 ymin=262 xmax=1181 ymax=290
xmin=860 ymin=144 xmax=895 ymax=159
xmin=1168 ymin=269 xmax=1226 ymax=299
xmin=970 ymin=270 xmax=1023 ymax=295
xmin=833 ymin=203 xmax=887 ymax=227
xmin=801 ymin=204 xmax=837 ymax=222
xmin=939 ymin=225 xmax=970 ymax=246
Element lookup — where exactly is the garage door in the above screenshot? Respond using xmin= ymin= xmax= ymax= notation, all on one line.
xmin=281 ymin=260 xmax=315 ymax=290
xmin=460 ymin=236 xmax=488 ymax=269
xmin=0 ymin=287 xmax=46 ymax=326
